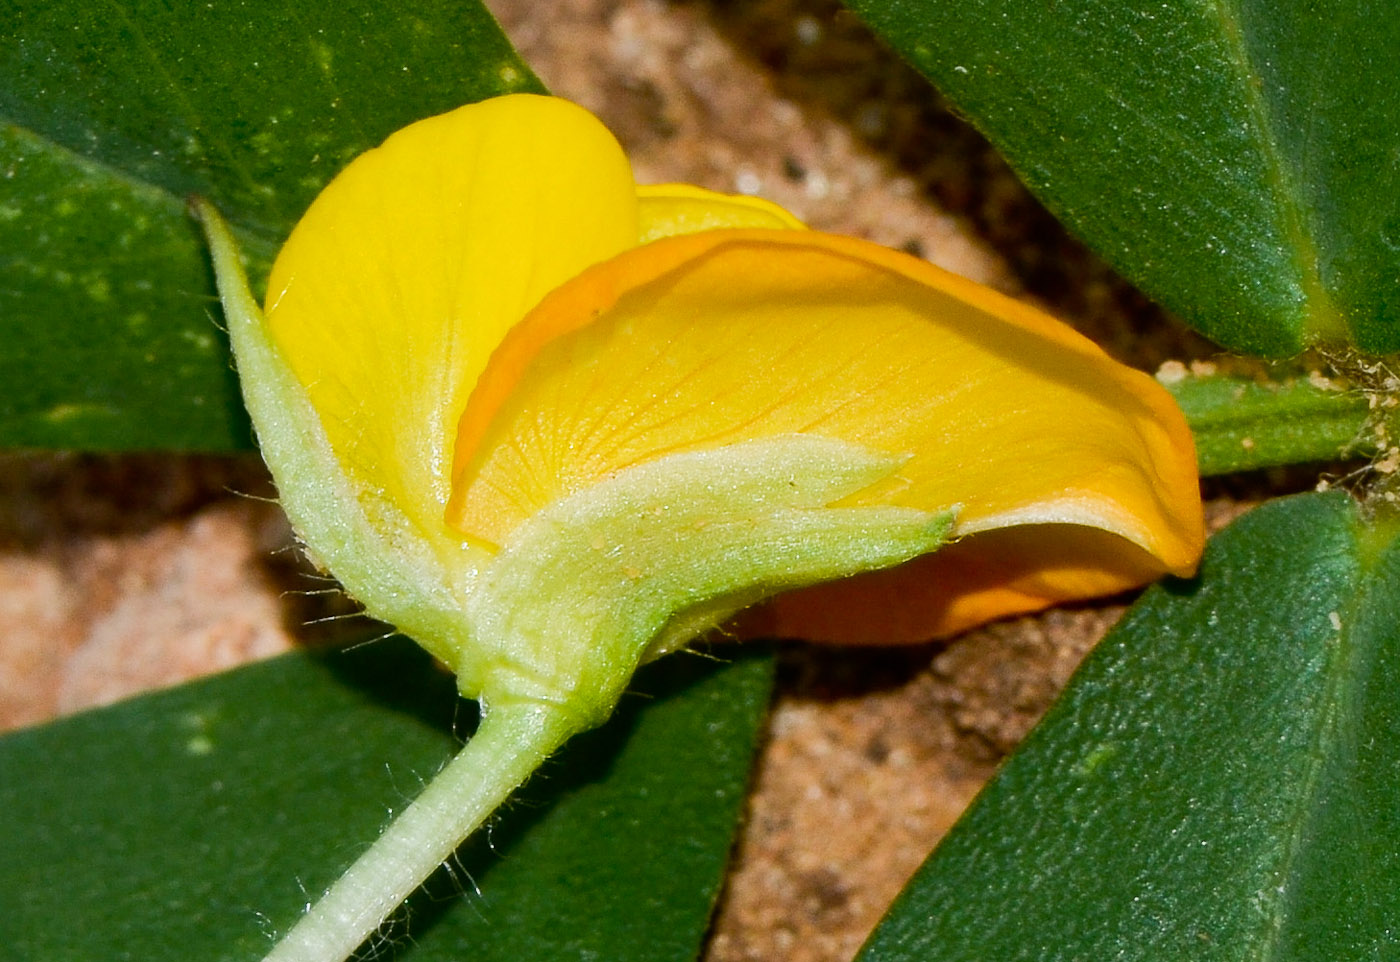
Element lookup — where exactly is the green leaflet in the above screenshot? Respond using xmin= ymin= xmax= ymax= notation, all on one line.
xmin=1 ymin=0 xmax=541 ymax=450
xmin=0 ymin=637 xmax=774 ymax=961
xmin=847 ymin=0 xmax=1400 ymax=356
xmin=859 ymin=491 xmax=1400 ymax=960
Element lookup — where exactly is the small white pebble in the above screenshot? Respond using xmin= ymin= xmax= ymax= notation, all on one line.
xmin=1155 ymin=360 xmax=1188 ymax=385
xmin=1308 ymin=370 xmax=1339 ymax=392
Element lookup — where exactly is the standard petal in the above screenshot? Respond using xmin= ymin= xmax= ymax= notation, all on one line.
xmin=445 ymin=229 xmax=1203 ymax=632
xmin=262 ymin=95 xmax=639 ymax=561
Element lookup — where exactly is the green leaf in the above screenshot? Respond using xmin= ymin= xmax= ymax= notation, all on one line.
xmin=2 ymin=0 xmax=541 ymax=450
xmin=846 ymin=0 xmax=1400 ymax=356
xmin=0 ymin=637 xmax=773 ymax=961
xmin=858 ymin=491 xmax=1400 ymax=960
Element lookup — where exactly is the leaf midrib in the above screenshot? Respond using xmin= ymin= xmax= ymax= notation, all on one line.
xmin=1207 ymin=0 xmax=1339 ymax=343
xmin=98 ymin=0 xmax=266 ymax=204
xmin=1250 ymin=540 xmax=1363 ymax=962
xmin=3 ymin=116 xmax=282 ymax=268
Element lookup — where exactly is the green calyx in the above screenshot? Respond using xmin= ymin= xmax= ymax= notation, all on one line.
xmin=195 ymin=198 xmax=480 ymax=669
xmin=458 ymin=435 xmax=954 ymax=731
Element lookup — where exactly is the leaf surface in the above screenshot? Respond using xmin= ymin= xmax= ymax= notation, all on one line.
xmin=847 ymin=0 xmax=1400 ymax=355
xmin=0 ymin=638 xmax=773 ymax=961
xmin=859 ymin=491 xmax=1400 ymax=960
xmin=2 ymin=0 xmax=540 ymax=450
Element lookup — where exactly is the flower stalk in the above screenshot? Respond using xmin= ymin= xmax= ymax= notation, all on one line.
xmin=261 ymin=705 xmax=569 ymax=962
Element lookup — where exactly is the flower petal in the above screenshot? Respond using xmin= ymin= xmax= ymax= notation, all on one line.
xmin=446 ymin=229 xmax=1203 ymax=632
xmin=263 ymin=94 xmax=638 ymax=560
xmin=636 ymin=183 xmax=804 ymax=242
xmin=737 ymin=522 xmax=1173 ymax=643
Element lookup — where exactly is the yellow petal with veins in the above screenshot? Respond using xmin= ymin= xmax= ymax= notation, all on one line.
xmin=447 ymin=229 xmax=1202 ymax=638
xmin=263 ymin=95 xmax=639 ymax=565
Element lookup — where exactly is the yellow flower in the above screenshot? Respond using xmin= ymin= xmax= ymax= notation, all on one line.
xmin=203 ymin=91 xmax=1204 ymax=686
xmin=196 ymin=93 xmax=1202 ymax=962
xmin=235 ymin=92 xmax=1199 ymax=655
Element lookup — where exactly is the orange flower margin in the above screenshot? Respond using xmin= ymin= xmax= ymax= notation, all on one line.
xmin=196 ymin=93 xmax=1203 ymax=962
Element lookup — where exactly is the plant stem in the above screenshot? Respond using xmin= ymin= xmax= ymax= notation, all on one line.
xmin=1165 ymin=369 xmax=1373 ymax=476
xmin=261 ymin=704 xmax=573 ymax=962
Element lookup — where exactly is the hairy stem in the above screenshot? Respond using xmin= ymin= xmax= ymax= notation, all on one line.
xmin=261 ymin=704 xmax=573 ymax=962
xmin=1164 ymin=367 xmax=1372 ymax=475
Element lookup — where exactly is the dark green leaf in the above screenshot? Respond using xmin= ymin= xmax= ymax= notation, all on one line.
xmin=0 ymin=637 xmax=773 ymax=961
xmin=859 ymin=491 xmax=1400 ymax=961
xmin=2 ymin=0 xmax=541 ymax=450
xmin=847 ymin=0 xmax=1400 ymax=356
